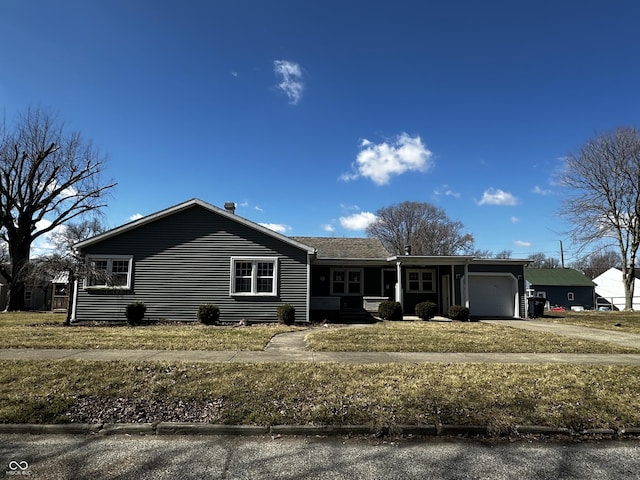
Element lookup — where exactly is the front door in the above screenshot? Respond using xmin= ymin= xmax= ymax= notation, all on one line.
xmin=383 ymin=269 xmax=397 ymax=300
xmin=441 ymin=274 xmax=451 ymax=315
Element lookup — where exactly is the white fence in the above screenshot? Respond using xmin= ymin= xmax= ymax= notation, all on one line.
xmin=595 ymin=296 xmax=640 ymax=311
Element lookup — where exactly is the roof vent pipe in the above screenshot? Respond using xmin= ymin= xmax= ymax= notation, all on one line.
xmin=404 ymin=245 xmax=412 ymax=255
xmin=224 ymin=202 xmax=236 ymax=214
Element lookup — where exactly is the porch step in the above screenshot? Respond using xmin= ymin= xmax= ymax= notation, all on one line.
xmin=338 ymin=309 xmax=376 ymax=324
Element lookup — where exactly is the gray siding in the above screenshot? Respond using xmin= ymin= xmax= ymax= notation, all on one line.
xmin=529 ymin=284 xmax=595 ymax=310
xmin=75 ymin=205 xmax=309 ymax=323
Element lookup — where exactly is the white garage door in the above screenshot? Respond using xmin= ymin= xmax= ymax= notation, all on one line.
xmin=468 ymin=274 xmax=516 ymax=317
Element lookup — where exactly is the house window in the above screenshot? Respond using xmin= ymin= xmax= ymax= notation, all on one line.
xmin=568 ymin=292 xmax=575 ymax=301
xmin=230 ymin=257 xmax=278 ymax=296
xmin=85 ymin=256 xmax=133 ymax=289
xmin=406 ymin=269 xmax=435 ymax=293
xmin=24 ymin=289 xmax=32 ymax=307
xmin=331 ymin=269 xmax=362 ymax=295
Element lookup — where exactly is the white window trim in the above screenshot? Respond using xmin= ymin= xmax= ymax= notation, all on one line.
xmin=84 ymin=255 xmax=133 ymax=290
xmin=568 ymin=292 xmax=575 ymax=301
xmin=230 ymin=257 xmax=278 ymax=296
xmin=406 ymin=268 xmax=436 ymax=293
xmin=330 ymin=268 xmax=363 ymax=296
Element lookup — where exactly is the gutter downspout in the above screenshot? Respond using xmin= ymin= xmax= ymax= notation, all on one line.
xmin=463 ymin=259 xmax=470 ymax=309
xmin=306 ymin=251 xmax=315 ymax=323
xmin=70 ymin=278 xmax=79 ymax=322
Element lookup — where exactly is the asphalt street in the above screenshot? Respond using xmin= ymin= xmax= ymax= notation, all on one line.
xmin=2 ymin=433 xmax=640 ymax=480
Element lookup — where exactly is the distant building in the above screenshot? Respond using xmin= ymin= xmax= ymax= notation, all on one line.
xmin=592 ymin=267 xmax=640 ymax=310
xmin=525 ymin=268 xmax=595 ymax=311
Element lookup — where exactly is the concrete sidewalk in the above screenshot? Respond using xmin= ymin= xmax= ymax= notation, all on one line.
xmin=1 ymin=347 xmax=640 ymax=364
xmin=1 ymin=319 xmax=640 ymax=365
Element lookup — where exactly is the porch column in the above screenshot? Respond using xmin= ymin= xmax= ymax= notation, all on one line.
xmin=451 ymin=265 xmax=455 ymax=306
xmin=395 ymin=260 xmax=403 ymax=309
xmin=463 ymin=261 xmax=470 ymax=308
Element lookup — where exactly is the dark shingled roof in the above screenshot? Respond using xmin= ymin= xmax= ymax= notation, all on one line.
xmin=291 ymin=237 xmax=391 ymax=259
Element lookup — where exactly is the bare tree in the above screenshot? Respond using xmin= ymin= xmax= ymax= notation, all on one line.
xmin=26 ymin=219 xmax=106 ymax=323
xmin=366 ymin=201 xmax=474 ymax=255
xmin=527 ymin=252 xmax=561 ymax=268
xmin=470 ymin=249 xmax=512 ymax=259
xmin=0 ymin=107 xmax=115 ymax=311
xmin=571 ymin=249 xmax=620 ymax=279
xmin=560 ymin=127 xmax=640 ymax=310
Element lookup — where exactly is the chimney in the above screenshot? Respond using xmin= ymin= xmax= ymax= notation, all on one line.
xmin=224 ymin=202 xmax=236 ymax=214
xmin=404 ymin=245 xmax=412 ymax=255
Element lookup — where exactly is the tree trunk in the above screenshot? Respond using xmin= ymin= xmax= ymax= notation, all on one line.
xmin=6 ymin=232 xmax=32 ymax=311
xmin=622 ymin=266 xmax=636 ymax=310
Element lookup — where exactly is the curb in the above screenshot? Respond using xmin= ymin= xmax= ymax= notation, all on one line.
xmin=0 ymin=423 xmax=639 ymax=438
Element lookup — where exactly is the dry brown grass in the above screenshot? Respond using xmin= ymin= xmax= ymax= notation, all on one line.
xmin=543 ymin=310 xmax=640 ymax=335
xmin=2 ymin=360 xmax=639 ymax=433
xmin=0 ymin=312 xmax=300 ymax=350
xmin=306 ymin=321 xmax=640 ymax=353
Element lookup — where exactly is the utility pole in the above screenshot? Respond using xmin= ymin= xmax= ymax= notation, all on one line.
xmin=560 ymin=240 xmax=565 ymax=268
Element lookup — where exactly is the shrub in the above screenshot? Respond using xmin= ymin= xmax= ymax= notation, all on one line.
xmin=125 ymin=302 xmax=146 ymax=325
xmin=415 ymin=301 xmax=438 ymax=321
xmin=448 ymin=305 xmax=470 ymax=321
xmin=277 ymin=303 xmax=296 ymax=325
xmin=197 ymin=304 xmax=220 ymax=325
xmin=378 ymin=300 xmax=403 ymax=321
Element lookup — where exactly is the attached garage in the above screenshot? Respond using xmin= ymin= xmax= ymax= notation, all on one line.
xmin=467 ymin=273 xmax=518 ymax=317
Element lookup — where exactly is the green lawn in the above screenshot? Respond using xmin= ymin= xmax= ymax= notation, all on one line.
xmin=306 ymin=321 xmax=640 ymax=354
xmin=543 ymin=311 xmax=640 ymax=335
xmin=2 ymin=360 xmax=639 ymax=434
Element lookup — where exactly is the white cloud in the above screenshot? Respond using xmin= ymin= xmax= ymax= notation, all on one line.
xmin=514 ymin=240 xmax=532 ymax=247
xmin=433 ymin=184 xmax=461 ymax=199
xmin=341 ymin=133 xmax=433 ymax=185
xmin=322 ymin=223 xmax=335 ymax=232
xmin=273 ymin=60 xmax=304 ymax=105
xmin=532 ymin=185 xmax=552 ymax=195
xmin=259 ymin=223 xmax=291 ymax=234
xmin=129 ymin=213 xmax=143 ymax=221
xmin=339 ymin=212 xmax=377 ymax=231
xmin=477 ymin=188 xmax=518 ymax=206
xmin=254 ymin=205 xmax=264 ymax=213
xmin=339 ymin=203 xmax=361 ymax=212
xmin=511 ymin=216 xmax=519 ymax=223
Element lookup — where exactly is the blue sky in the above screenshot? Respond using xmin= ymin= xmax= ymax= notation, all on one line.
xmin=2 ymin=0 xmax=640 ymax=262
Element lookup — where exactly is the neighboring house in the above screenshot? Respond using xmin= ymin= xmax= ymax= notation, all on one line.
xmin=23 ymin=284 xmax=48 ymax=311
xmin=71 ymin=199 xmax=531 ymax=323
xmin=592 ymin=267 xmax=640 ymax=310
xmin=525 ymin=268 xmax=595 ymax=311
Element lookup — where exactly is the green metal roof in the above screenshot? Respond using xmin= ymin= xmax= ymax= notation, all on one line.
xmin=525 ymin=268 xmax=594 ymax=286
